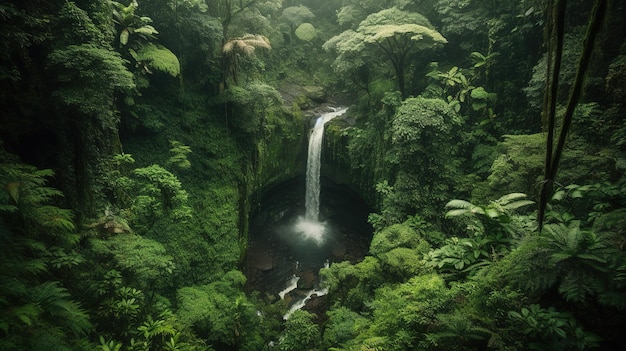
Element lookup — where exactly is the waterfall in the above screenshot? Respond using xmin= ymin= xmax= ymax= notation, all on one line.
xmin=304 ymin=107 xmax=348 ymax=221
xmin=294 ymin=107 xmax=347 ymax=245
xmin=278 ymin=108 xmax=346 ymax=319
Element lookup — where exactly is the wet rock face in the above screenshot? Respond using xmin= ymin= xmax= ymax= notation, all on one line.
xmin=248 ymin=249 xmax=276 ymax=271
xmin=301 ymin=85 xmax=327 ymax=103
xmin=297 ymin=270 xmax=316 ymax=290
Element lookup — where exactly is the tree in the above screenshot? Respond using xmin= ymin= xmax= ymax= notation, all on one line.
xmin=322 ymin=307 xmax=368 ymax=349
xmin=320 ymin=257 xmax=385 ymax=311
xmin=222 ymin=34 xmax=271 ymax=84
xmin=111 ymin=0 xmax=181 ymax=78
xmin=208 ymin=0 xmax=280 ymax=38
xmin=383 ymin=96 xmax=462 ymax=220
xmin=368 ymin=274 xmax=451 ymax=351
xmin=279 ymin=310 xmax=320 ymax=351
xmin=324 ymin=7 xmax=447 ymax=97
xmin=335 ymin=0 xmax=413 ymax=28
xmin=176 ymin=271 xmax=260 ymax=348
xmin=281 ymin=5 xmax=314 ymax=32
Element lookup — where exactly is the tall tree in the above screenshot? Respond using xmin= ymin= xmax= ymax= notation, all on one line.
xmin=324 ymin=7 xmax=447 ymax=98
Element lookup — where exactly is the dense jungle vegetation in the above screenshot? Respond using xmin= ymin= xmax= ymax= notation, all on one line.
xmin=1 ymin=0 xmax=626 ymax=350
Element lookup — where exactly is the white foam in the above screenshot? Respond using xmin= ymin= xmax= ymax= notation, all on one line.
xmin=279 ymin=275 xmax=300 ymax=300
xmin=293 ymin=218 xmax=327 ymax=245
xmin=283 ymin=287 xmax=329 ymax=320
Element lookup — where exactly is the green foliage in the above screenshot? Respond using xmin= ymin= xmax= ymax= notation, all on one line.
xmin=325 ymin=7 xmax=446 ymax=96
xmin=176 ymin=271 xmax=259 ymax=348
xmin=424 ymin=311 xmax=493 ymax=350
xmin=524 ymin=32 xmax=586 ymax=111
xmin=335 ymin=0 xmax=412 ymax=27
xmin=505 ymin=220 xmax=623 ymax=306
xmin=378 ymin=247 xmax=430 ymax=280
xmin=222 ymin=82 xmax=283 ymax=136
xmin=368 ymin=274 xmax=451 ymax=351
xmin=281 ymin=5 xmax=315 ymax=28
xmin=426 ymin=61 xmax=497 ymax=118
xmin=47 ymin=44 xmax=135 ymax=126
xmin=222 ymin=34 xmax=271 ymax=84
xmin=487 ymin=133 xmax=618 ymax=200
xmin=320 ymin=257 xmax=384 ymax=311
xmin=445 ymin=193 xmax=534 ymax=236
xmin=369 ymin=222 xmax=423 ymax=256
xmin=90 ymin=233 xmax=175 ymax=287
xmin=57 ymin=2 xmax=106 ymax=46
xmin=367 ymin=221 xmax=433 ymax=280
xmin=167 ymin=140 xmax=192 ymax=170
xmin=391 ymin=97 xmax=460 ymax=147
xmin=111 ymin=0 xmax=158 ymax=47
xmin=130 ymin=43 xmax=181 ymax=76
xmin=0 ymin=157 xmax=91 ymax=351
xmin=424 ymin=194 xmax=534 ymax=276
xmin=508 ymin=304 xmax=600 ymax=350
xmin=605 ymin=54 xmax=626 ymax=102
xmin=0 ymin=282 xmax=92 ymax=351
xmin=294 ymin=23 xmax=316 ymax=42
xmin=279 ymin=310 xmax=320 ymax=351
xmin=1 ymin=163 xmax=75 ymax=237
xmin=379 ymin=96 xmax=462 ymax=220
xmin=131 ymin=164 xmax=193 ymax=222
xmin=0 ymin=3 xmax=52 ymax=81
xmin=110 ymin=0 xmax=181 ymax=85
xmin=541 ymin=222 xmax=614 ymax=303
xmin=322 ymin=307 xmax=368 ymax=350
xmin=98 ymin=336 xmax=123 ymax=351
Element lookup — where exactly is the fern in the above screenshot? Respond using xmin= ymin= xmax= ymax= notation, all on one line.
xmin=222 ymin=34 xmax=271 ymax=55
xmin=32 ymin=205 xmax=75 ymax=232
xmin=12 ymin=303 xmax=42 ymax=326
xmin=32 ymin=282 xmax=92 ymax=336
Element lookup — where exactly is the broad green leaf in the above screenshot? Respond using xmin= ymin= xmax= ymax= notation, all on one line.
xmin=120 ymin=28 xmax=129 ymax=45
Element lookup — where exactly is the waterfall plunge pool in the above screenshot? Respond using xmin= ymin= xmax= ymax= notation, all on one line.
xmin=244 ymin=177 xmax=373 ymax=316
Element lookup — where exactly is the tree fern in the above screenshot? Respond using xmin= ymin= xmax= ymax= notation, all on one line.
xmin=511 ymin=220 xmax=618 ymax=304
xmin=130 ymin=43 xmax=180 ymax=77
xmin=222 ymin=34 xmax=271 ymax=56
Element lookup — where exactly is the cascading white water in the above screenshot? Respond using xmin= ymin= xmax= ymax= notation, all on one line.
xmin=278 ymin=275 xmax=300 ymax=300
xmin=294 ymin=108 xmax=348 ymax=245
xmin=304 ymin=108 xmax=347 ymax=221
xmin=278 ymin=108 xmax=346 ymax=319
xmin=283 ymin=287 xmax=329 ymax=320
